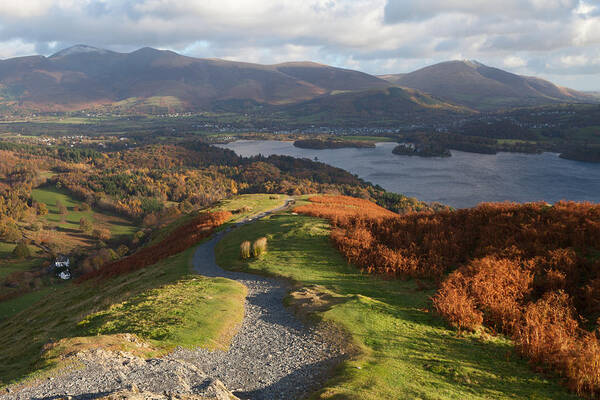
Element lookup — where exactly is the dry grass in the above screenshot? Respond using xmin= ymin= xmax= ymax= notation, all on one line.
xmin=252 ymin=237 xmax=267 ymax=258
xmin=240 ymin=241 xmax=251 ymax=259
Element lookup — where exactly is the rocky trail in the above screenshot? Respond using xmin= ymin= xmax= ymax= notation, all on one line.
xmin=1 ymin=203 xmax=346 ymax=400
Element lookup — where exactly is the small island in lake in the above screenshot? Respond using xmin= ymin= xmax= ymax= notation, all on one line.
xmin=392 ymin=143 xmax=451 ymax=157
xmin=293 ymin=139 xmax=376 ymax=150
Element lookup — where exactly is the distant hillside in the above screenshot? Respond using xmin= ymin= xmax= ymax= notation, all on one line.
xmin=0 ymin=45 xmax=390 ymax=113
xmin=379 ymin=60 xmax=594 ymax=111
xmin=279 ymin=86 xmax=470 ymax=125
xmin=0 ymin=46 xmax=593 ymax=116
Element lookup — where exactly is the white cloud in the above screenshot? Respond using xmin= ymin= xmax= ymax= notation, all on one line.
xmin=560 ymin=54 xmax=589 ymax=66
xmin=0 ymin=39 xmax=36 ymax=58
xmin=504 ymin=56 xmax=527 ymax=68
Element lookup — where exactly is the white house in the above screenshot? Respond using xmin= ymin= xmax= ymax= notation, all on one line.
xmin=54 ymin=255 xmax=70 ymax=268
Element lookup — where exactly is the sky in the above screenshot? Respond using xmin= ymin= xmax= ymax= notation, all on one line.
xmin=0 ymin=0 xmax=599 ymax=90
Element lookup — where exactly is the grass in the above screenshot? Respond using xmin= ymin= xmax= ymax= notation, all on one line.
xmin=32 ymin=185 xmax=136 ymax=238
xmin=497 ymin=139 xmax=539 ymax=145
xmin=0 ymin=258 xmax=44 ymax=281
xmin=147 ymin=194 xmax=287 ymax=246
xmin=215 ymin=213 xmax=579 ymax=400
xmin=0 ymin=245 xmax=246 ymax=386
xmin=340 ymin=135 xmax=396 ymax=142
xmin=208 ymin=193 xmax=288 ymax=222
xmin=78 ymin=273 xmax=246 ymax=351
xmin=0 ymin=287 xmax=53 ymax=321
xmin=0 ymin=242 xmax=44 ymax=280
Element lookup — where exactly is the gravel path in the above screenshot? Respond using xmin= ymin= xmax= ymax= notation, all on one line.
xmin=1 ymin=204 xmax=346 ymax=400
xmin=171 ymin=228 xmax=346 ymax=400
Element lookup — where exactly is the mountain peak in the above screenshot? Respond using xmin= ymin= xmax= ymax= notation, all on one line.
xmin=460 ymin=59 xmax=484 ymax=68
xmin=50 ymin=45 xmax=109 ymax=58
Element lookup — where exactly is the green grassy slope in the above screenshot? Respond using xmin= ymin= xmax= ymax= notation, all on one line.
xmin=215 ymin=213 xmax=579 ymax=400
xmin=148 ymin=194 xmax=287 ymax=246
xmin=32 ymin=185 xmax=135 ymax=237
xmin=0 ymin=242 xmax=43 ymax=280
xmin=0 ymin=246 xmax=246 ymax=386
xmin=207 ymin=193 xmax=287 ymax=222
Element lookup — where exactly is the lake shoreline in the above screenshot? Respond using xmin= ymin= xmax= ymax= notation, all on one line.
xmin=218 ymin=140 xmax=600 ymax=209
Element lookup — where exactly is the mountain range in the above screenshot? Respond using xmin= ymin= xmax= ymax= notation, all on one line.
xmin=0 ymin=45 xmax=594 ymax=115
xmin=378 ymin=60 xmax=592 ymax=110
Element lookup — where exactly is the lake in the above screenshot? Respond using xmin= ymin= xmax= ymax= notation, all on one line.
xmin=218 ymin=140 xmax=600 ymax=208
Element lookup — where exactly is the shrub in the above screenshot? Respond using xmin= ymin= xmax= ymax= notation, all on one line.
xmin=12 ymin=242 xmax=31 ymax=259
xmin=252 ymin=237 xmax=267 ymax=258
xmin=240 ymin=241 xmax=251 ymax=259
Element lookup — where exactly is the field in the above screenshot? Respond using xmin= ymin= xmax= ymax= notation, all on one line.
xmin=32 ymin=185 xmax=136 ymax=239
xmin=0 ymin=242 xmax=42 ymax=280
xmin=215 ymin=213 xmax=578 ymax=400
xmin=0 ymin=246 xmax=246 ymax=386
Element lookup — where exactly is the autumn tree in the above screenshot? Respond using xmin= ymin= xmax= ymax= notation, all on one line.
xmin=0 ymin=218 xmax=21 ymax=242
xmin=92 ymin=228 xmax=111 ymax=242
xmin=12 ymin=241 xmax=31 ymax=259
xmin=36 ymin=202 xmax=48 ymax=216
xmin=79 ymin=217 xmax=93 ymax=233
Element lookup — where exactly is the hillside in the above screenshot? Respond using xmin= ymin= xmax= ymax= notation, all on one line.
xmin=0 ymin=45 xmax=390 ymax=112
xmin=380 ymin=60 xmax=593 ymax=111
xmin=279 ymin=86 xmax=470 ymax=125
xmin=0 ymin=46 xmax=592 ymax=116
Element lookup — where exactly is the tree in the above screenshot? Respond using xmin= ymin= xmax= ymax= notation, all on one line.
xmin=0 ymin=218 xmax=21 ymax=242
xmin=79 ymin=217 xmax=93 ymax=233
xmin=116 ymin=244 xmax=129 ymax=257
xmin=92 ymin=228 xmax=111 ymax=242
xmin=12 ymin=242 xmax=31 ymax=259
xmin=36 ymin=202 xmax=48 ymax=216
